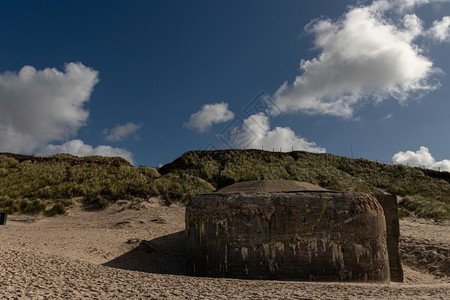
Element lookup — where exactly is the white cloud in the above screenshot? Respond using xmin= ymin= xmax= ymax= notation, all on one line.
xmin=39 ymin=139 xmax=134 ymax=165
xmin=0 ymin=63 xmax=99 ymax=153
xmin=392 ymin=146 xmax=450 ymax=171
xmin=230 ymin=113 xmax=325 ymax=153
xmin=0 ymin=63 xmax=137 ymax=164
xmin=184 ymin=102 xmax=234 ymax=132
xmin=370 ymin=0 xmax=450 ymax=13
xmin=104 ymin=122 xmax=143 ymax=142
xmin=429 ymin=16 xmax=450 ymax=42
xmin=271 ymin=1 xmax=443 ymax=119
xmin=430 ymin=159 xmax=450 ymax=172
xmin=392 ymin=146 xmax=435 ymax=166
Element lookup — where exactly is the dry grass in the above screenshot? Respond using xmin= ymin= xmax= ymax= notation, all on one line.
xmin=159 ymin=150 xmax=450 ymax=220
xmin=1 ymin=150 xmax=449 ymax=220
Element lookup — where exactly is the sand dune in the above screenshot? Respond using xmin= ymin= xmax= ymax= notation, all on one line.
xmin=0 ymin=198 xmax=448 ymax=299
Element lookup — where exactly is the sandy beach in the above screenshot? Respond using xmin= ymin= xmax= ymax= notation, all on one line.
xmin=1 ymin=198 xmax=448 ymax=299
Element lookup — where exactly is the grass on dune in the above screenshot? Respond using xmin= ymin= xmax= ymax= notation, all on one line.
xmin=159 ymin=150 xmax=450 ymax=220
xmin=1 ymin=150 xmax=449 ymax=220
xmin=0 ymin=153 xmax=213 ymax=214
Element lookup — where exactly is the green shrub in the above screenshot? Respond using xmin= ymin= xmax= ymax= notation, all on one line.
xmin=149 ymin=172 xmax=215 ymax=203
xmin=85 ymin=195 xmax=110 ymax=210
xmin=138 ymin=166 xmax=160 ymax=180
xmin=0 ymin=196 xmax=19 ymax=214
xmin=44 ymin=202 xmax=67 ymax=216
xmin=60 ymin=199 xmax=74 ymax=207
xmin=398 ymin=207 xmax=411 ymax=219
xmin=0 ymin=197 xmax=46 ymax=214
xmin=20 ymin=199 xmax=46 ymax=214
xmin=401 ymin=195 xmax=449 ymax=221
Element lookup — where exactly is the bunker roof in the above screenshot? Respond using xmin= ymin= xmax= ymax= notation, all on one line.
xmin=216 ymin=180 xmax=329 ymax=194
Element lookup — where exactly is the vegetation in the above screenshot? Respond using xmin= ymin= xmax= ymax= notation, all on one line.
xmin=44 ymin=202 xmax=67 ymax=217
xmin=0 ymin=196 xmax=46 ymax=214
xmin=0 ymin=152 xmax=214 ymax=214
xmin=159 ymin=150 xmax=450 ymax=220
xmin=149 ymin=173 xmax=214 ymax=203
xmin=1 ymin=149 xmax=449 ymax=220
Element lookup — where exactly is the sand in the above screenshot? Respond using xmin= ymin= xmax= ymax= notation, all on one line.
xmin=0 ymin=198 xmax=448 ymax=299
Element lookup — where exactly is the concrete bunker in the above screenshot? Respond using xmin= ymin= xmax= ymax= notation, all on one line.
xmin=186 ymin=180 xmax=399 ymax=282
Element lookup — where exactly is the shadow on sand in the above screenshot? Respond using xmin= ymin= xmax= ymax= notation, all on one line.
xmin=103 ymin=230 xmax=186 ymax=275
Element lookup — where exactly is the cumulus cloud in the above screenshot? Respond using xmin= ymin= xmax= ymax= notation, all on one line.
xmin=184 ymin=102 xmax=234 ymax=132
xmin=392 ymin=146 xmax=450 ymax=171
xmin=104 ymin=122 xmax=143 ymax=142
xmin=0 ymin=63 xmax=99 ymax=153
xmin=39 ymin=139 xmax=134 ymax=165
xmin=370 ymin=0 xmax=450 ymax=14
xmin=429 ymin=16 xmax=450 ymax=42
xmin=271 ymin=0 xmax=444 ymax=118
xmin=230 ymin=113 xmax=325 ymax=153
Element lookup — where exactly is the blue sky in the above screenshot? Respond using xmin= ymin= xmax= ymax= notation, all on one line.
xmin=0 ymin=0 xmax=449 ymax=170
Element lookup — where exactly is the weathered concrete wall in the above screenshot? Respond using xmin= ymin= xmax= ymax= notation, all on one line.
xmin=376 ymin=194 xmax=403 ymax=282
xmin=186 ymin=192 xmax=390 ymax=281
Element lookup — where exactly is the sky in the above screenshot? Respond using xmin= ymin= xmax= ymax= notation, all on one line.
xmin=0 ymin=0 xmax=450 ymax=170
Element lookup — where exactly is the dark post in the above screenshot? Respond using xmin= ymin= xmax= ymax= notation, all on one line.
xmin=0 ymin=212 xmax=7 ymax=225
